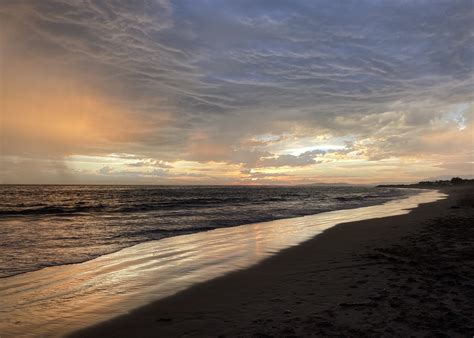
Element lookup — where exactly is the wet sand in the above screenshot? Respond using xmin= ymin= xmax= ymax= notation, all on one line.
xmin=72 ymin=186 xmax=474 ymax=337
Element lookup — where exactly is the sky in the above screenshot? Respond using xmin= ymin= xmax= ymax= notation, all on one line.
xmin=1 ymin=0 xmax=473 ymax=185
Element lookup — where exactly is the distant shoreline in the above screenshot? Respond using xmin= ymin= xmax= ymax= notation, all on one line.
xmin=377 ymin=177 xmax=474 ymax=189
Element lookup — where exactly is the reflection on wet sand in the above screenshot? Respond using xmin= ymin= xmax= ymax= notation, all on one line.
xmin=0 ymin=190 xmax=445 ymax=337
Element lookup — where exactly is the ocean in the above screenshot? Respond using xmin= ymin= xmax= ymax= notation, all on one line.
xmin=0 ymin=185 xmax=413 ymax=278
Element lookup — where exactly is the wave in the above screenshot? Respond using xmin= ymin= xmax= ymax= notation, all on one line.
xmin=0 ymin=197 xmax=296 ymax=217
xmin=0 ymin=205 xmax=108 ymax=216
xmin=110 ymin=226 xmax=219 ymax=240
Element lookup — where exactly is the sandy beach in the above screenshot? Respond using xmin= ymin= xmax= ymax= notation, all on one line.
xmin=71 ymin=186 xmax=474 ymax=337
xmin=3 ymin=1 xmax=472 ymax=336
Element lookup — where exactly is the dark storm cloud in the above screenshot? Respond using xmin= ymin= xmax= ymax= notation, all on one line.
xmin=1 ymin=0 xmax=473 ymax=181
xmin=4 ymin=0 xmax=472 ymax=112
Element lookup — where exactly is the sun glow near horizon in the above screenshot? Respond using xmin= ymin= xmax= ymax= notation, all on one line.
xmin=1 ymin=1 xmax=473 ymax=185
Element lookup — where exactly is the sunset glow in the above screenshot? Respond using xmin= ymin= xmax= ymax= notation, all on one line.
xmin=1 ymin=1 xmax=472 ymax=184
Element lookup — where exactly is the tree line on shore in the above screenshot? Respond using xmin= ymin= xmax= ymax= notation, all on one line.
xmin=378 ymin=177 xmax=474 ymax=188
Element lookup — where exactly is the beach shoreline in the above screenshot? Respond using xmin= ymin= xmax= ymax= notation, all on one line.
xmin=1 ymin=189 xmax=439 ymax=337
xmin=71 ymin=186 xmax=474 ymax=337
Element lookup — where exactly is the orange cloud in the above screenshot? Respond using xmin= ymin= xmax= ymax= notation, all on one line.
xmin=1 ymin=62 xmax=146 ymax=157
xmin=186 ymin=132 xmax=230 ymax=161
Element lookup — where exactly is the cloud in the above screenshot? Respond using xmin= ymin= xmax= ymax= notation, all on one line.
xmin=98 ymin=166 xmax=169 ymax=177
xmin=1 ymin=0 xmax=473 ymax=183
xmin=127 ymin=160 xmax=173 ymax=169
xmin=98 ymin=166 xmax=113 ymax=175
xmin=256 ymin=149 xmax=325 ymax=168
